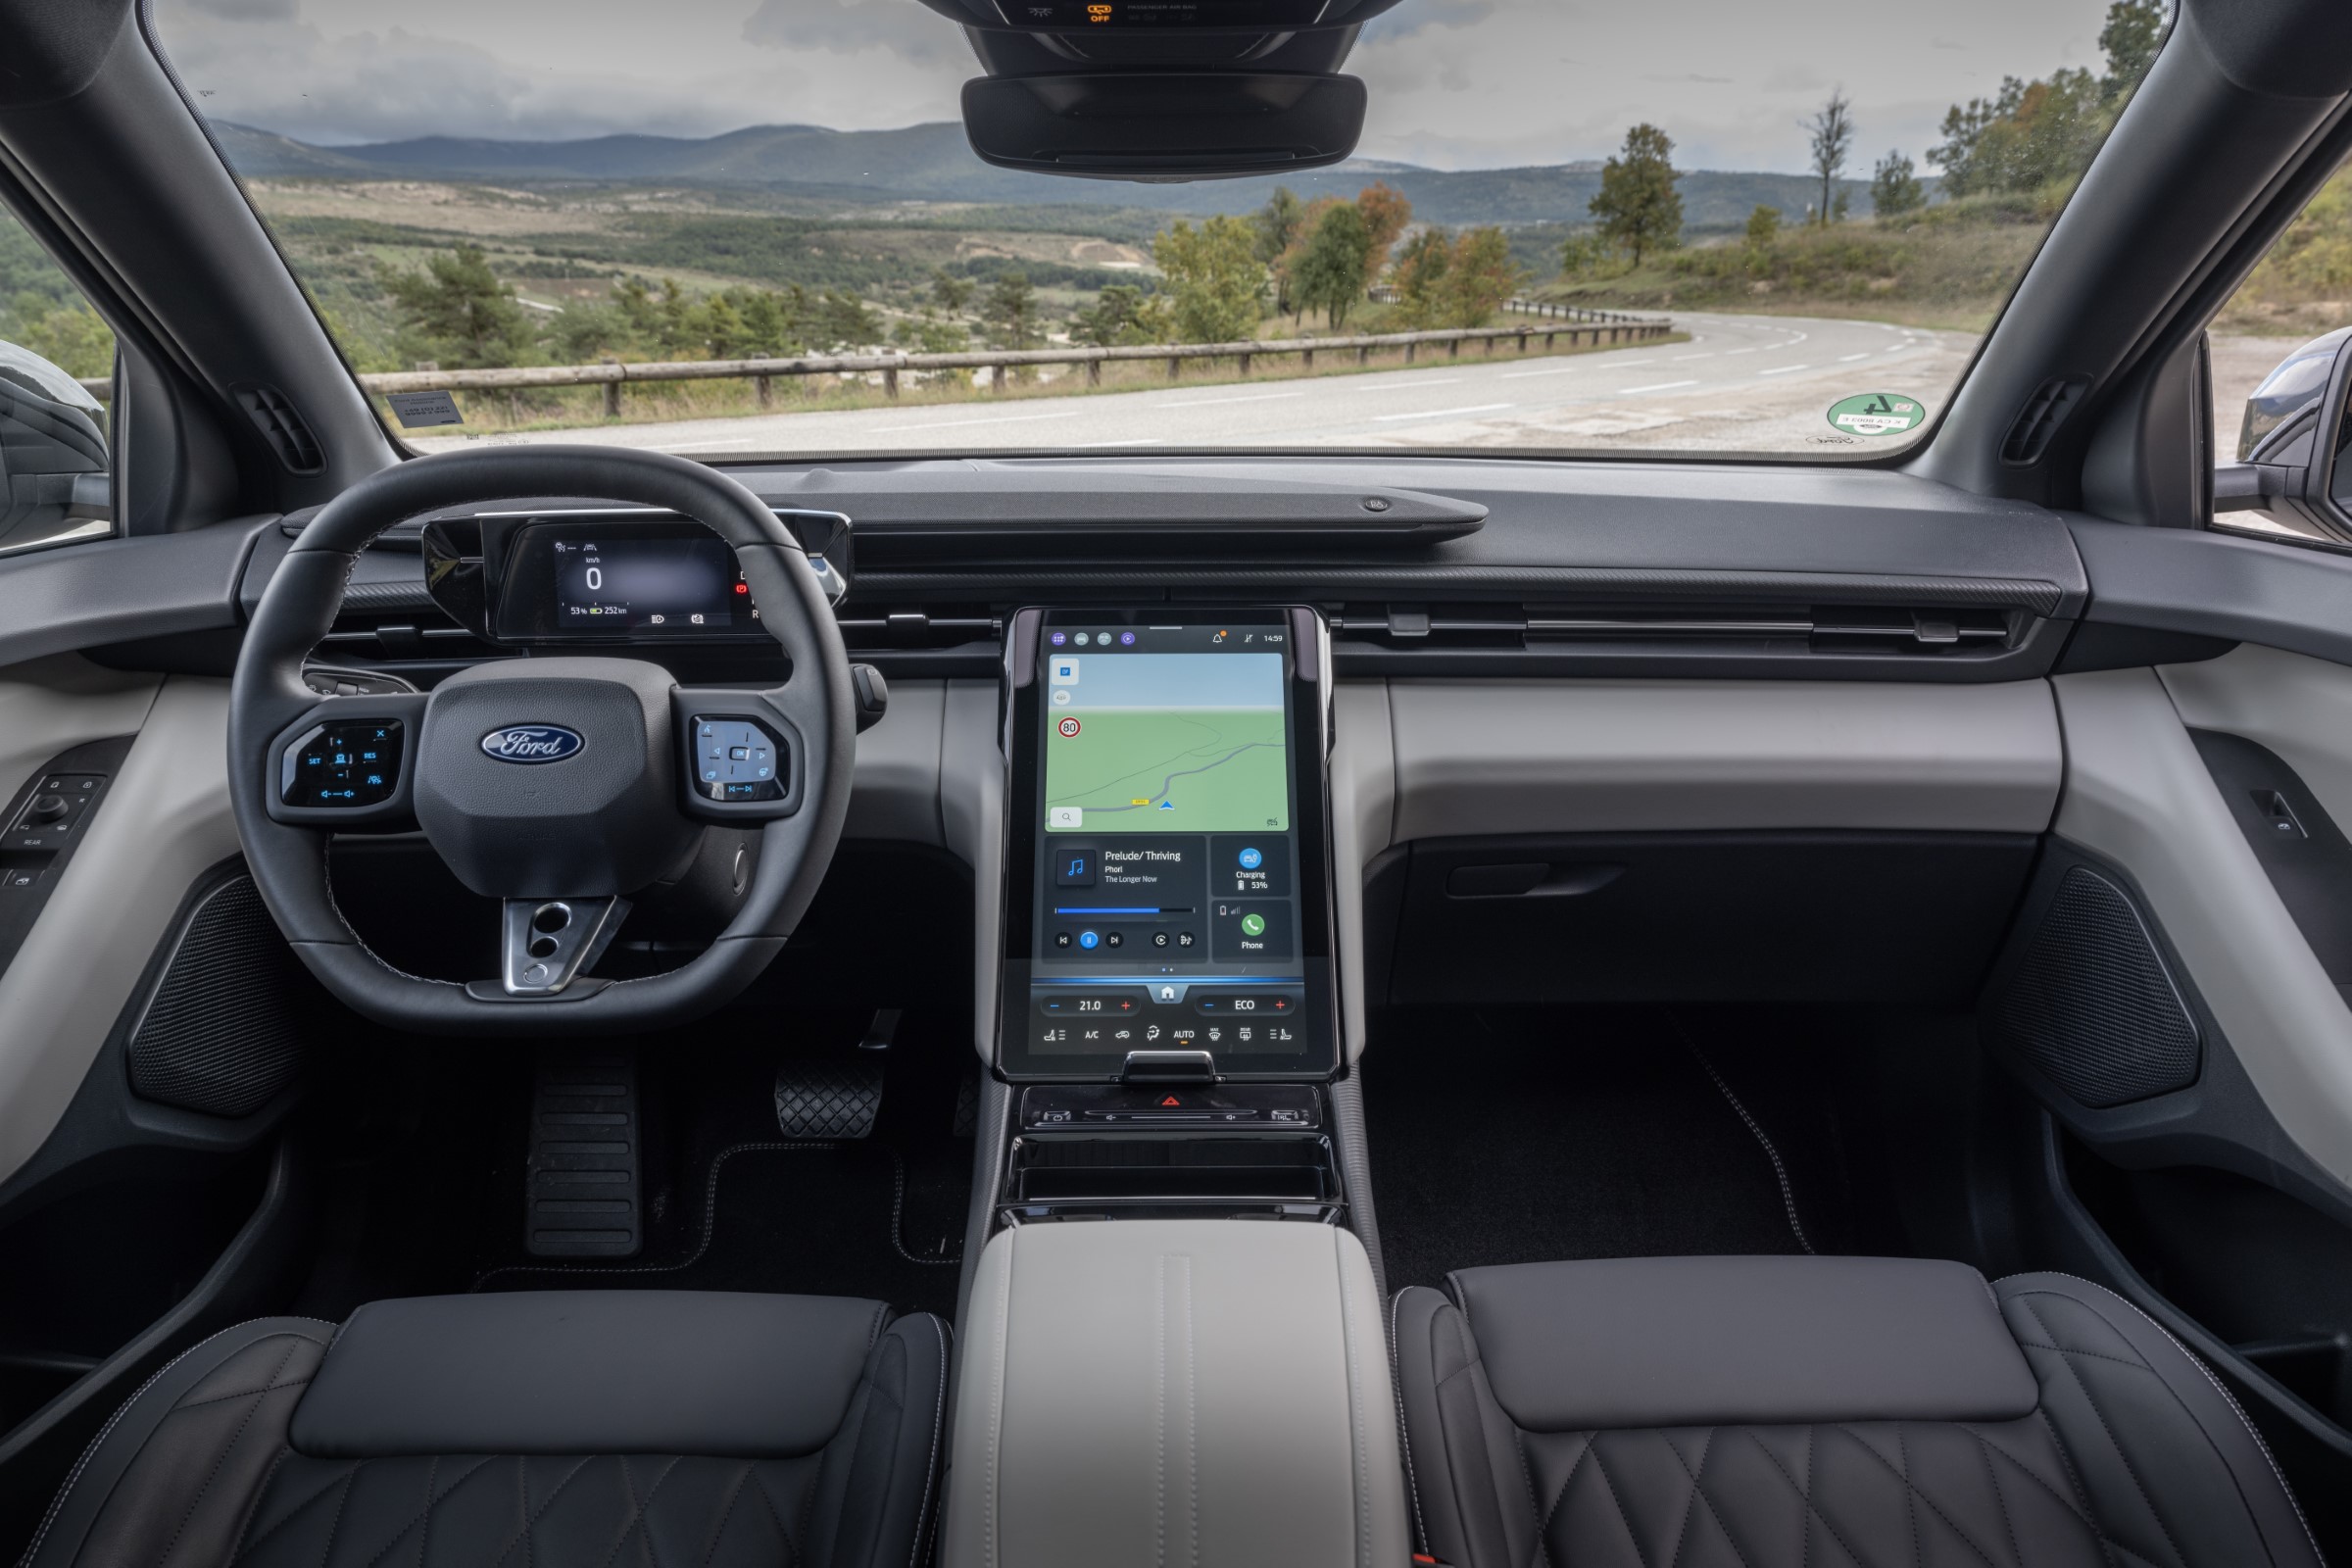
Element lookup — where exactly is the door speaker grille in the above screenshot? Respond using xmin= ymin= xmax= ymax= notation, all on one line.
xmin=1995 ymin=866 xmax=2200 ymax=1107
xmin=127 ymin=873 xmax=313 ymax=1117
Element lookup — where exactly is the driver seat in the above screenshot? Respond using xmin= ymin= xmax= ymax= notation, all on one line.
xmin=22 ymin=1291 xmax=949 ymax=1568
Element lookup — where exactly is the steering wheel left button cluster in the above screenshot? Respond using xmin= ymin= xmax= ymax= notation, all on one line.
xmin=265 ymin=694 xmax=429 ymax=827
xmin=281 ymin=718 xmax=406 ymax=807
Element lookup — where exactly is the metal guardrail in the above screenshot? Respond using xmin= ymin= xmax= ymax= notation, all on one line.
xmin=347 ymin=318 xmax=1674 ymax=413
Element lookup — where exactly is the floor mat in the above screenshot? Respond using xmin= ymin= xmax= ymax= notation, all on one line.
xmin=1362 ymin=1006 xmax=1875 ymax=1292
xmin=472 ymin=1139 xmax=966 ymax=1319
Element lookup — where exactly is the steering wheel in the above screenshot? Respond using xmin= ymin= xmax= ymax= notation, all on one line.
xmin=226 ymin=445 xmax=855 ymax=1036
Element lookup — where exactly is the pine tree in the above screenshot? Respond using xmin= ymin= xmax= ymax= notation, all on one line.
xmin=1589 ymin=124 xmax=1684 ymax=267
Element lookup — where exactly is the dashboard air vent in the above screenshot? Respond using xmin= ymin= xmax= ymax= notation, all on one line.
xmin=836 ymin=607 xmax=1004 ymax=652
xmin=1331 ymin=602 xmax=2018 ymax=659
xmin=2000 ymin=375 xmax=2091 ymax=466
xmin=318 ymin=606 xmax=498 ymax=663
xmin=233 ymin=384 xmax=326 ymax=475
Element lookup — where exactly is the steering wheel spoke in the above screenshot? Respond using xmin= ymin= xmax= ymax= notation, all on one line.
xmin=489 ymin=896 xmax=631 ymax=999
xmin=265 ymin=692 xmax=430 ymax=830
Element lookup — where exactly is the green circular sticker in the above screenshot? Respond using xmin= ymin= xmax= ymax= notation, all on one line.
xmin=1827 ymin=392 xmax=1924 ymax=436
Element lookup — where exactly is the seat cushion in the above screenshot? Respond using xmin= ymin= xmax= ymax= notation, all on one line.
xmin=24 ymin=1292 xmax=949 ymax=1568
xmin=1394 ymin=1257 xmax=2324 ymax=1568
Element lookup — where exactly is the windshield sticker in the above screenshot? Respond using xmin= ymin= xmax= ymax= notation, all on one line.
xmin=1826 ymin=393 xmax=1923 ymax=436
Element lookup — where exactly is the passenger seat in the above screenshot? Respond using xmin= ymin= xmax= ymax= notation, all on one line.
xmin=1392 ymin=1254 xmax=2320 ymax=1567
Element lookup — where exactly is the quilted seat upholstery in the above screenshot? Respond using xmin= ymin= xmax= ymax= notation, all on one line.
xmin=1394 ymin=1257 xmax=2323 ymax=1568
xmin=22 ymin=1292 xmax=949 ymax=1568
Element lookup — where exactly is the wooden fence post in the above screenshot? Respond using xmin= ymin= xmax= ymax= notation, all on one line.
xmin=1404 ymin=342 xmax=1416 ymax=365
xmin=883 ymin=366 xmax=900 ymax=399
xmin=1167 ymin=357 xmax=1180 ymax=381
xmin=1238 ymin=352 xmax=1251 ymax=375
xmin=1447 ymin=337 xmax=1461 ymax=359
xmin=1301 ymin=347 xmax=1314 ymax=369
xmin=1356 ymin=345 xmax=1370 ymax=366
xmin=1087 ymin=360 xmax=1102 ymax=387
xmin=991 ymin=364 xmax=1006 ymax=393
xmin=755 ymin=374 xmax=772 ymax=409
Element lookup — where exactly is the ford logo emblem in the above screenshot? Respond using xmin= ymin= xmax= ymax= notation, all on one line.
xmin=480 ymin=725 xmax=585 ymax=764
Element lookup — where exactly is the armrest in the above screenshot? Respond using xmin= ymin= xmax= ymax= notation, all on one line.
xmin=944 ymin=1219 xmax=1408 ymax=1568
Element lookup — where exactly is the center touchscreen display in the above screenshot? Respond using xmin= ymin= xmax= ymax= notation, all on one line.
xmin=1002 ymin=610 xmax=1334 ymax=1078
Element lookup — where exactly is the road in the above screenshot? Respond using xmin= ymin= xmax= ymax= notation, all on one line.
xmin=414 ymin=313 xmax=1980 ymax=457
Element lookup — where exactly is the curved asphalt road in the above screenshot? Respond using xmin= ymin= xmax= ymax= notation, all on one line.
xmin=415 ymin=313 xmax=1979 ymax=458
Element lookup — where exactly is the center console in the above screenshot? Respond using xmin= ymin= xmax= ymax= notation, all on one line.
xmin=993 ymin=606 xmax=1345 ymax=1223
xmin=940 ymin=607 xmax=1402 ymax=1567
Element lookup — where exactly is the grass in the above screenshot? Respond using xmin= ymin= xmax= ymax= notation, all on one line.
xmin=379 ymin=325 xmax=1690 ymax=436
xmin=1528 ymin=195 xmax=2052 ymax=335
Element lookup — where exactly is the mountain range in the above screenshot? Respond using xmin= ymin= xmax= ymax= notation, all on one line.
xmin=214 ymin=122 xmax=1876 ymax=232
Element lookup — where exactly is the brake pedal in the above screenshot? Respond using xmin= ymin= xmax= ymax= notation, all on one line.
xmin=526 ymin=1046 xmax=642 ymax=1258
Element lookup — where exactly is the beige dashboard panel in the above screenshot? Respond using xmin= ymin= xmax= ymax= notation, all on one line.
xmin=2054 ymin=665 xmax=2352 ymax=1188
xmin=1386 ymin=678 xmax=2063 ymax=840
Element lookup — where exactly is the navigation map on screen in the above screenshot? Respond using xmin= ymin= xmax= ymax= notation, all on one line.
xmin=1042 ymin=650 xmax=1288 ymax=834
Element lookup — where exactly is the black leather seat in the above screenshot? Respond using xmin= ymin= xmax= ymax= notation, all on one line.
xmin=23 ymin=1291 xmax=949 ymax=1568
xmin=1394 ymin=1255 xmax=2322 ymax=1568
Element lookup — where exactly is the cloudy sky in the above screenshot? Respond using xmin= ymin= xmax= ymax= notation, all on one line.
xmin=150 ymin=0 xmax=2130 ymax=174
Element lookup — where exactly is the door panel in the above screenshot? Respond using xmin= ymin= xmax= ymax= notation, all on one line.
xmin=0 ymin=675 xmax=235 ymax=1188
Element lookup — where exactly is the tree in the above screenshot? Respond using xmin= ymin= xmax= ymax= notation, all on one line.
xmin=3 ymin=295 xmax=113 ymax=378
xmin=739 ymin=288 xmax=804 ymax=358
xmin=1152 ymin=216 xmax=1267 ymax=344
xmin=1436 ymin=227 xmax=1518 ymax=327
xmin=1289 ymin=201 xmax=1372 ymax=328
xmin=981 ymin=272 xmax=1040 ymax=349
xmin=815 ymin=289 xmax=881 ymax=349
xmin=930 ymin=269 xmax=974 ymax=317
xmin=1355 ymin=182 xmax=1412 ymax=280
xmin=1806 ymin=89 xmax=1856 ymax=227
xmin=1932 ymin=69 xmax=2103 ymax=197
xmin=1743 ymin=205 xmax=1781 ymax=253
xmin=1391 ymin=227 xmax=1517 ymax=329
xmin=1251 ymin=187 xmax=1307 ymax=315
xmin=1589 ymin=123 xmax=1683 ymax=267
xmin=895 ymin=317 xmax=969 ymax=355
xmin=1870 ymin=151 xmax=1926 ymax=218
xmin=1557 ymin=230 xmax=1609 ymax=278
xmin=2099 ymin=0 xmax=2166 ymax=105
xmin=1394 ymin=229 xmax=1452 ymax=327
xmin=378 ymin=244 xmax=535 ymax=368
xmin=1070 ymin=283 xmax=1168 ymax=347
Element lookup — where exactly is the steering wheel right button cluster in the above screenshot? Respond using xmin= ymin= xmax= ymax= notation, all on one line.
xmin=689 ymin=715 xmax=788 ymax=803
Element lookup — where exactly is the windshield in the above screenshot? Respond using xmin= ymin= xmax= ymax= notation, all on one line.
xmin=147 ymin=0 xmax=2163 ymax=462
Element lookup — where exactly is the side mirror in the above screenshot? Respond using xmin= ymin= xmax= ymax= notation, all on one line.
xmin=2215 ymin=325 xmax=2352 ymax=539
xmin=0 ymin=340 xmax=112 ymax=556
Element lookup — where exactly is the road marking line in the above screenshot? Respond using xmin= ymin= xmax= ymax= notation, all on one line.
xmin=1757 ymin=365 xmax=1812 ymax=376
xmin=1668 ymin=353 xmax=1714 ymax=361
xmin=1073 ymin=438 xmax=1166 ymax=447
xmin=1721 ymin=348 xmax=1755 ymax=356
xmin=1371 ymin=402 xmax=1515 ymax=421
xmin=1622 ymin=379 xmax=1699 ymax=393
xmin=1500 ymin=366 xmax=1582 ymax=378
xmin=1342 ymin=377 xmax=1460 ymax=390
xmin=1158 ymin=392 xmax=1302 ymax=408
xmin=662 ymin=439 xmax=758 ymax=451
xmin=865 ymin=409 xmax=1087 ymax=432
xmin=1837 ymin=353 xmax=1870 ymax=362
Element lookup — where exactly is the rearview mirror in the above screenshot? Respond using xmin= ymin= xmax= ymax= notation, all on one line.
xmin=960 ymin=73 xmax=1366 ymax=181
xmin=2215 ymin=325 xmax=2352 ymax=540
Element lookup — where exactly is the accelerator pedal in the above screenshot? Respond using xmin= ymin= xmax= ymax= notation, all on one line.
xmin=525 ymin=1046 xmax=642 ymax=1258
xmin=773 ymin=1008 xmax=897 ymax=1139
